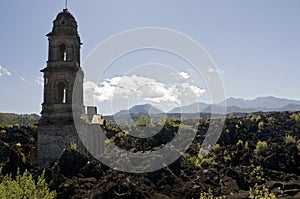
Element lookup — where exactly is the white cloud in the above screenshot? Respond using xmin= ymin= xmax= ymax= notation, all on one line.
xmin=206 ymin=66 xmax=224 ymax=75
xmin=172 ymin=71 xmax=190 ymax=80
xmin=178 ymin=72 xmax=190 ymax=79
xmin=84 ymin=75 xmax=205 ymax=105
xmin=0 ymin=65 xmax=11 ymax=77
xmin=35 ymin=76 xmax=44 ymax=86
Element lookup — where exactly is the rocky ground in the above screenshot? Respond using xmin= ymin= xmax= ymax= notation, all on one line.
xmin=0 ymin=111 xmax=300 ymax=198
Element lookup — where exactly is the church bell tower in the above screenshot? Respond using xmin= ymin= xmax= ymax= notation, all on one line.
xmin=40 ymin=9 xmax=84 ymax=124
xmin=38 ymin=9 xmax=85 ymax=167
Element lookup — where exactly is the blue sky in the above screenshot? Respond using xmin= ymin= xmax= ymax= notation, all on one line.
xmin=0 ymin=0 xmax=300 ymax=114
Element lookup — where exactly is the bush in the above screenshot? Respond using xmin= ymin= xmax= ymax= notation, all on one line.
xmin=248 ymin=114 xmax=261 ymax=123
xmin=69 ymin=142 xmax=77 ymax=151
xmin=135 ymin=115 xmax=152 ymax=127
xmin=254 ymin=141 xmax=268 ymax=157
xmin=290 ymin=112 xmax=300 ymax=123
xmin=223 ymin=149 xmax=232 ymax=164
xmin=250 ymin=166 xmax=265 ymax=185
xmin=249 ymin=184 xmax=276 ymax=199
xmin=199 ymin=188 xmax=213 ymax=199
xmin=245 ymin=141 xmax=249 ymax=150
xmin=284 ymin=134 xmax=296 ymax=144
xmin=258 ymin=121 xmax=264 ymax=130
xmin=199 ymin=188 xmax=225 ymax=199
xmin=183 ymin=153 xmax=215 ymax=168
xmin=236 ymin=139 xmax=245 ymax=151
xmin=0 ymin=168 xmax=56 ymax=199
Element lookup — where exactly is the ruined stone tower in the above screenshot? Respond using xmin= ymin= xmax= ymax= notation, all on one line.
xmin=38 ymin=9 xmax=85 ymax=167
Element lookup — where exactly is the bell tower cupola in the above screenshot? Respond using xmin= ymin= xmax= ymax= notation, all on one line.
xmin=47 ymin=9 xmax=81 ymax=64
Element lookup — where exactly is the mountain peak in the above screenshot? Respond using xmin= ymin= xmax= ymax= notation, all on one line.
xmin=129 ymin=104 xmax=163 ymax=115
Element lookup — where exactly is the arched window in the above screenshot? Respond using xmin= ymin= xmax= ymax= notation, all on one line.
xmin=57 ymin=82 xmax=67 ymax=103
xmin=59 ymin=44 xmax=67 ymax=61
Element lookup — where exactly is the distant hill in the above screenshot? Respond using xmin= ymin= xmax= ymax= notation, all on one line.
xmin=129 ymin=104 xmax=163 ymax=115
xmin=202 ymin=105 xmax=257 ymax=114
xmin=111 ymin=104 xmax=164 ymax=122
xmin=168 ymin=96 xmax=300 ymax=114
xmin=223 ymin=96 xmax=300 ymax=109
xmin=276 ymin=104 xmax=300 ymax=112
xmin=168 ymin=102 xmax=209 ymax=114
xmin=115 ymin=104 xmax=163 ymax=116
xmin=105 ymin=96 xmax=300 ymax=118
xmin=0 ymin=113 xmax=40 ymax=126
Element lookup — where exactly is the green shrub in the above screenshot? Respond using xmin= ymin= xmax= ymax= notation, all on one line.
xmin=213 ymin=144 xmax=221 ymax=154
xmin=199 ymin=188 xmax=213 ymax=199
xmin=135 ymin=115 xmax=152 ymax=127
xmin=284 ymin=134 xmax=296 ymax=144
xmin=249 ymin=184 xmax=276 ymax=199
xmin=223 ymin=149 xmax=232 ymax=164
xmin=236 ymin=139 xmax=245 ymax=151
xmin=245 ymin=141 xmax=249 ymax=150
xmin=182 ymin=153 xmax=215 ymax=168
xmin=165 ymin=117 xmax=180 ymax=128
xmin=258 ymin=121 xmax=264 ymax=130
xmin=69 ymin=142 xmax=77 ymax=151
xmin=237 ymin=139 xmax=244 ymax=147
xmin=290 ymin=113 xmax=300 ymax=123
xmin=29 ymin=137 xmax=35 ymax=143
xmin=250 ymin=166 xmax=265 ymax=184
xmin=116 ymin=131 xmax=126 ymax=138
xmin=254 ymin=141 xmax=268 ymax=157
xmin=267 ymin=116 xmax=275 ymax=124
xmin=248 ymin=114 xmax=262 ymax=123
xmin=199 ymin=188 xmax=225 ymax=199
xmin=0 ymin=168 xmax=56 ymax=199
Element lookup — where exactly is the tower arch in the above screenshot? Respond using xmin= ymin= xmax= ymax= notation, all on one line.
xmin=59 ymin=44 xmax=67 ymax=61
xmin=56 ymin=81 xmax=67 ymax=103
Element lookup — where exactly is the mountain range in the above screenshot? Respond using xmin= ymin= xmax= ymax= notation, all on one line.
xmin=112 ymin=96 xmax=300 ymax=116
xmin=169 ymin=96 xmax=300 ymax=114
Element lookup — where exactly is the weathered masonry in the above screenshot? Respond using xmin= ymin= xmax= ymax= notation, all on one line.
xmin=38 ymin=9 xmax=104 ymax=167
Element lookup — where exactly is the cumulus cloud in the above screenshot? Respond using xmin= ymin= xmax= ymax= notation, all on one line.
xmin=172 ymin=71 xmax=191 ymax=80
xmin=84 ymin=75 xmax=205 ymax=105
xmin=178 ymin=72 xmax=190 ymax=79
xmin=0 ymin=65 xmax=11 ymax=77
xmin=206 ymin=66 xmax=224 ymax=74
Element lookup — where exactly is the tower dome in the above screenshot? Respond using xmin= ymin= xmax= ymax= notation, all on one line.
xmin=51 ymin=9 xmax=78 ymax=35
xmin=56 ymin=8 xmax=76 ymax=21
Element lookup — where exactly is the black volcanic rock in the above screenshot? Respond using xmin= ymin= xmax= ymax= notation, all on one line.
xmin=57 ymin=149 xmax=88 ymax=178
xmin=1 ymin=112 xmax=300 ymax=198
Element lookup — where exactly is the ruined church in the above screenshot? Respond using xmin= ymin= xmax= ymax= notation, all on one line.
xmin=38 ymin=9 xmax=104 ymax=167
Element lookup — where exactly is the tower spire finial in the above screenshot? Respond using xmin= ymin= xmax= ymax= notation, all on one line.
xmin=65 ymin=0 xmax=68 ymax=9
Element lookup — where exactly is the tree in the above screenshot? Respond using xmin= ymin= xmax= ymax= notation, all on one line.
xmin=0 ymin=168 xmax=56 ymax=199
xmin=135 ymin=115 xmax=152 ymax=127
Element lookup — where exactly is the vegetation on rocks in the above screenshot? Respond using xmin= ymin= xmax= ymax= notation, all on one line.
xmin=0 ymin=168 xmax=56 ymax=199
xmin=0 ymin=111 xmax=300 ymax=198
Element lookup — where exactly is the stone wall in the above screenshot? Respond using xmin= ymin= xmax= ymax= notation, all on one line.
xmin=38 ymin=121 xmax=105 ymax=168
xmin=38 ymin=124 xmax=86 ymax=167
